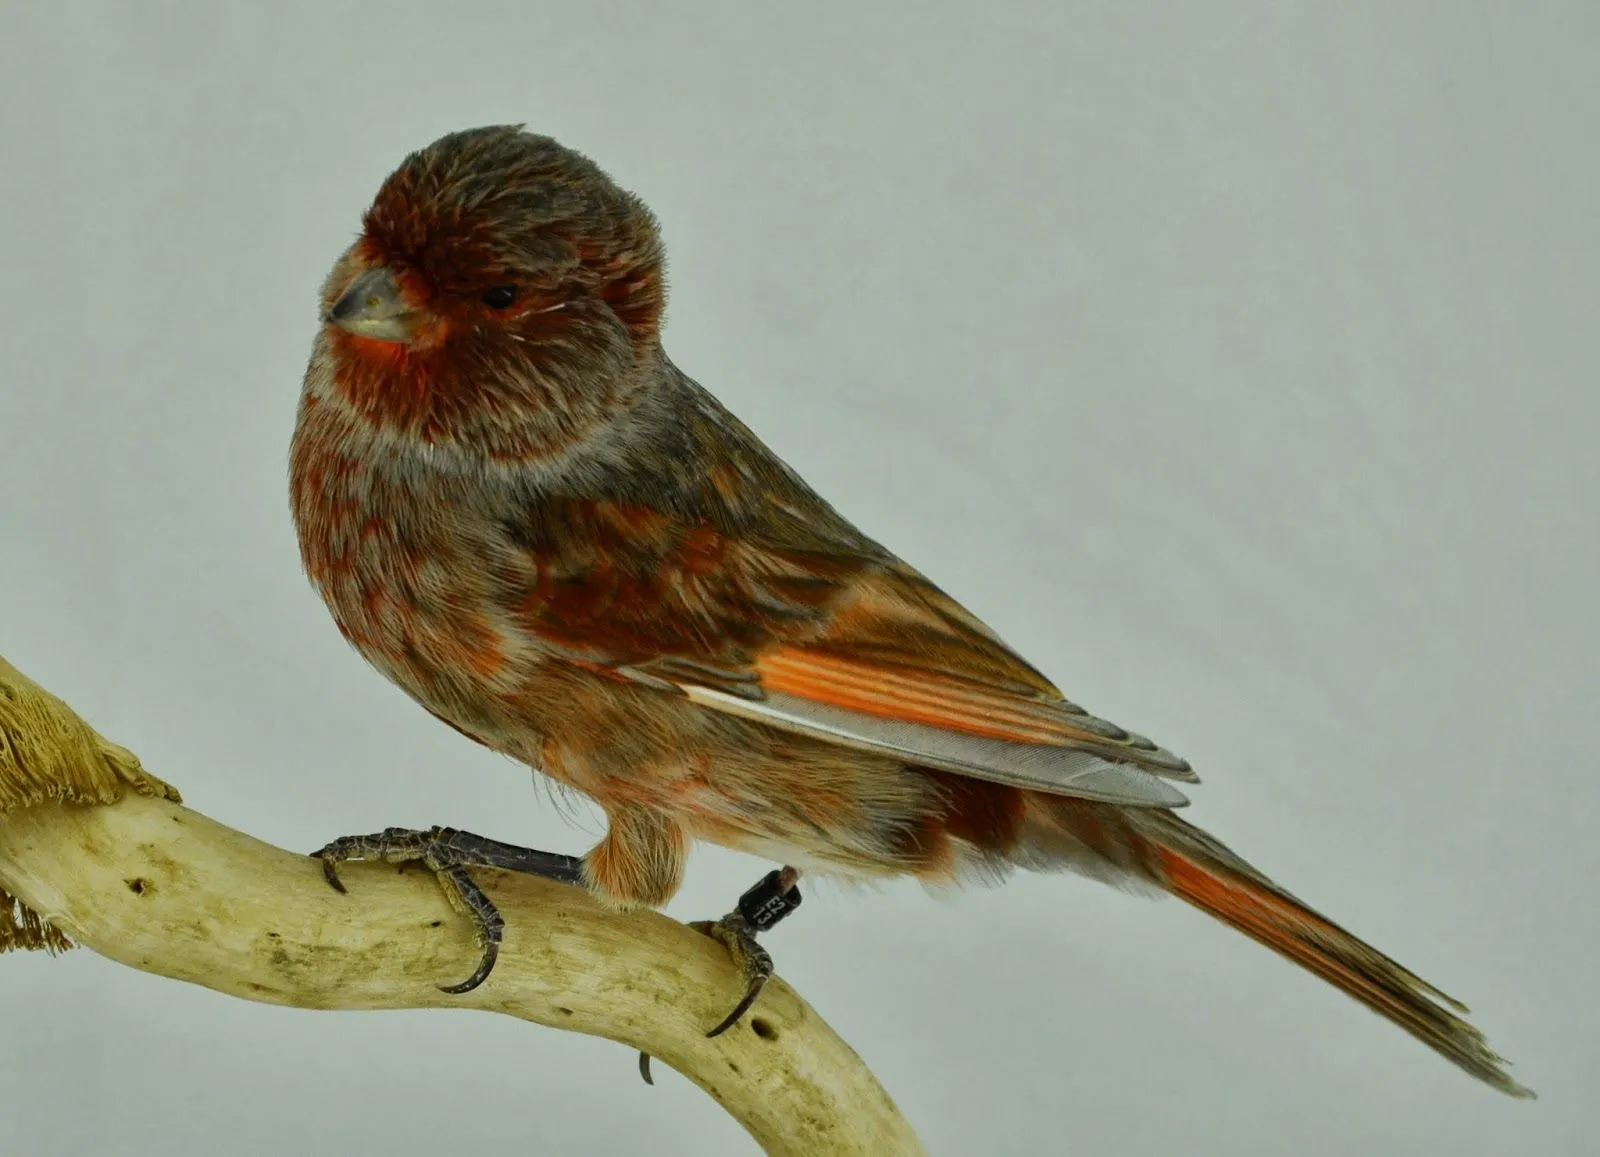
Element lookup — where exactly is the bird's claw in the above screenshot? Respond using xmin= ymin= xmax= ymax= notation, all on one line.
xmin=311 ymin=825 xmax=583 ymax=996
xmin=637 ymin=867 xmax=802 ymax=1085
xmin=695 ymin=910 xmax=776 ymax=1038
xmin=702 ymin=866 xmax=802 ymax=1037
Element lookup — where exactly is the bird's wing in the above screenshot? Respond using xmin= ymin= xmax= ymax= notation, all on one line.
xmin=504 ymin=496 xmax=1193 ymax=808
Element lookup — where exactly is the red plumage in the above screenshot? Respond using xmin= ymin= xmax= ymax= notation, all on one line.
xmin=290 ymin=126 xmax=1528 ymax=1095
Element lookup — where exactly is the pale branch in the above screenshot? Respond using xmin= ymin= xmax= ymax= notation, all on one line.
xmin=0 ymin=653 xmax=924 ymax=1156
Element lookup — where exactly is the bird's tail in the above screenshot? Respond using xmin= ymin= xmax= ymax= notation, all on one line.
xmin=1018 ymin=795 xmax=1533 ymax=1097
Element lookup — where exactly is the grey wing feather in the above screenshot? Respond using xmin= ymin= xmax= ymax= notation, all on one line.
xmin=683 ymin=684 xmax=1191 ymax=809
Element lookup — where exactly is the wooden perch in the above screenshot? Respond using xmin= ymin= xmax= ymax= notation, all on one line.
xmin=0 ymin=654 xmax=924 ymax=1156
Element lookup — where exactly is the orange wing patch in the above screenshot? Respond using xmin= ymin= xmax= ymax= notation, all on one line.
xmin=759 ymin=647 xmax=1144 ymax=753
xmin=756 ymin=648 xmax=1071 ymax=744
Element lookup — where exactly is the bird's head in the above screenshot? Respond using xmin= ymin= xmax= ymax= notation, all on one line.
xmin=313 ymin=125 xmax=666 ymax=462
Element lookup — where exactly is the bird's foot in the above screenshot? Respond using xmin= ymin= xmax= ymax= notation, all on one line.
xmin=638 ymin=867 xmax=802 ymax=1085
xmin=313 ymin=825 xmax=584 ymax=995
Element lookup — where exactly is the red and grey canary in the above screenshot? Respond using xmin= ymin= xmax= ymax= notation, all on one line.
xmin=289 ymin=125 xmax=1528 ymax=1096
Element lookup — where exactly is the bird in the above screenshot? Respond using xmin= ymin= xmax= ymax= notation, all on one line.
xmin=289 ymin=124 xmax=1529 ymax=1097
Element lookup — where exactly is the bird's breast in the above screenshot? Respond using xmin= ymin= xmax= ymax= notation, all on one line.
xmin=289 ymin=388 xmax=560 ymax=739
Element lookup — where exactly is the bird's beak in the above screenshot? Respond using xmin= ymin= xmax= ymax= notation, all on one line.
xmin=325 ymin=266 xmax=414 ymax=343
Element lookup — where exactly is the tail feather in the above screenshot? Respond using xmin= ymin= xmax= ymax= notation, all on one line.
xmin=1136 ymin=810 xmax=1533 ymax=1098
xmin=1003 ymin=792 xmax=1532 ymax=1097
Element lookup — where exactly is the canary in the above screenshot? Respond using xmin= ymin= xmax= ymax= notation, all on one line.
xmin=289 ymin=126 xmax=1527 ymax=1095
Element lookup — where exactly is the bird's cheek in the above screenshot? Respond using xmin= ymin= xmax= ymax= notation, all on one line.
xmin=403 ymin=311 xmax=453 ymax=351
xmin=385 ymin=267 xmax=452 ymax=349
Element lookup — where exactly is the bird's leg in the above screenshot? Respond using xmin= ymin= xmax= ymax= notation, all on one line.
xmin=638 ymin=865 xmax=803 ymax=1085
xmin=694 ymin=865 xmax=804 ymax=1036
xmin=313 ymin=826 xmax=584 ymax=995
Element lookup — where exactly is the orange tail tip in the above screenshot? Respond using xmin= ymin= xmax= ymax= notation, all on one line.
xmin=1153 ymin=836 xmax=1534 ymax=1098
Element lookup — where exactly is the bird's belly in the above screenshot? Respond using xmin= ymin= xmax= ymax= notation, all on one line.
xmin=297 ymin=475 xmax=946 ymax=870
xmin=327 ymin=575 xmax=954 ymax=878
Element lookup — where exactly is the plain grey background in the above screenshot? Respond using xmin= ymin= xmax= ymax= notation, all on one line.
xmin=1 ymin=3 xmax=1593 ymax=1154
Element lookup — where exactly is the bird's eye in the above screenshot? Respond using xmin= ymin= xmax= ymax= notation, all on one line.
xmin=480 ymin=286 xmax=519 ymax=309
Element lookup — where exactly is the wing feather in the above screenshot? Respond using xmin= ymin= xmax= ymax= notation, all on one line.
xmin=501 ymin=492 xmax=1195 ymax=808
xmin=684 ymin=683 xmax=1190 ymax=807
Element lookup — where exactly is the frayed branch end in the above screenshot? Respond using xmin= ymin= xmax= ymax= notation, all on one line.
xmin=0 ymin=655 xmax=181 ymax=952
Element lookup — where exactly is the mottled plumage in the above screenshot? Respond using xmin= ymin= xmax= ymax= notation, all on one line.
xmin=290 ymin=126 xmax=1527 ymax=1095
